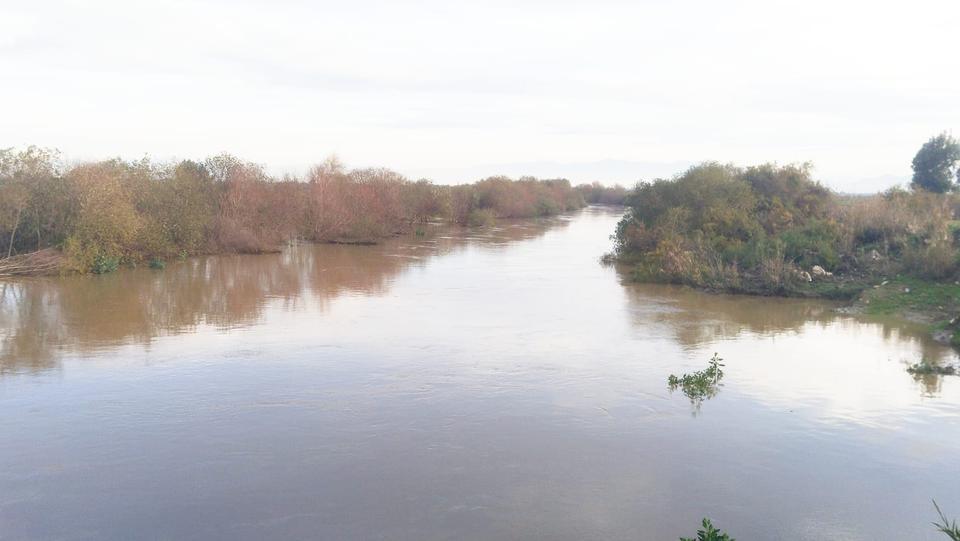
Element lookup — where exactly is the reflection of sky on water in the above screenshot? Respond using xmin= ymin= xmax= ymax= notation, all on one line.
xmin=0 ymin=206 xmax=957 ymax=541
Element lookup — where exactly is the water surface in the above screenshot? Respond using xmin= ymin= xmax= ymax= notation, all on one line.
xmin=1 ymin=207 xmax=958 ymax=540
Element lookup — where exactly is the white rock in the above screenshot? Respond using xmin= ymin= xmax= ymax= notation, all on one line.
xmin=811 ymin=265 xmax=833 ymax=277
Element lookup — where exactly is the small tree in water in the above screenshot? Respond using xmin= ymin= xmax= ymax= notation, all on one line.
xmin=680 ymin=518 xmax=735 ymax=541
xmin=668 ymin=353 xmax=726 ymax=411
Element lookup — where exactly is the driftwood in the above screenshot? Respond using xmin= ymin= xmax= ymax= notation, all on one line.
xmin=0 ymin=248 xmax=63 ymax=276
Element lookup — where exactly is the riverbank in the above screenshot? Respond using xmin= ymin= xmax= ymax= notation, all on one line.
xmin=619 ymin=264 xmax=960 ymax=349
xmin=611 ymin=160 xmax=959 ymax=348
xmin=0 ymin=147 xmax=594 ymax=276
xmin=849 ymin=278 xmax=960 ymax=347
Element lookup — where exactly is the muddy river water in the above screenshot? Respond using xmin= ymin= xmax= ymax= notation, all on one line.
xmin=1 ymin=206 xmax=957 ymax=540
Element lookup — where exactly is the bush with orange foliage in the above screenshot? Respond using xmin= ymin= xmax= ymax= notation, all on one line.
xmin=0 ymin=148 xmax=587 ymax=273
xmin=442 ymin=176 xmax=585 ymax=225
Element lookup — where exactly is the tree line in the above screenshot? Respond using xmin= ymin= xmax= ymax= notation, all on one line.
xmin=0 ymin=149 xmax=622 ymax=274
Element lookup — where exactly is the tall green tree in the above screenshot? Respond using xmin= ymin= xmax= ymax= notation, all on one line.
xmin=911 ymin=133 xmax=960 ymax=193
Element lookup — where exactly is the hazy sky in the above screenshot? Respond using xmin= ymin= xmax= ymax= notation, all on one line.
xmin=2 ymin=0 xmax=958 ymax=190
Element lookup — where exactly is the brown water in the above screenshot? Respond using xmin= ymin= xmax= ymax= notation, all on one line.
xmin=1 ymin=206 xmax=958 ymax=541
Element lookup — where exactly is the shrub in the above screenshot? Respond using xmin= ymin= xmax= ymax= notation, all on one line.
xmin=467 ymin=208 xmax=496 ymax=226
xmin=779 ymin=219 xmax=841 ymax=270
xmin=442 ymin=177 xmax=583 ymax=225
xmin=907 ymin=360 xmax=957 ymax=375
xmin=91 ymin=254 xmax=119 ymax=274
xmin=901 ymin=243 xmax=959 ymax=280
xmin=668 ymin=353 xmax=726 ymax=407
xmin=62 ymin=161 xmax=142 ymax=271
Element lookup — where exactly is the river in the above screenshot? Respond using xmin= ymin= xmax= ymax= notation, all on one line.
xmin=1 ymin=206 xmax=957 ymax=540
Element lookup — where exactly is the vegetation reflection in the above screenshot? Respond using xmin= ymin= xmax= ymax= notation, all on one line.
xmin=0 ymin=219 xmax=566 ymax=373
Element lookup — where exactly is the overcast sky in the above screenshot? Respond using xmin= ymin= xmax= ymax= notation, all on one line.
xmin=2 ymin=0 xmax=958 ymax=191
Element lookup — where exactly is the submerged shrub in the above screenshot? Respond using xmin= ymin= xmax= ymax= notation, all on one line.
xmin=907 ymin=360 xmax=957 ymax=376
xmin=680 ymin=518 xmax=735 ymax=541
xmin=668 ymin=353 xmax=726 ymax=408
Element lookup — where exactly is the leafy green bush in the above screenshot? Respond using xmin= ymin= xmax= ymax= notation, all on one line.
xmin=668 ymin=353 xmax=726 ymax=407
xmin=779 ymin=219 xmax=841 ymax=270
xmin=907 ymin=360 xmax=956 ymax=375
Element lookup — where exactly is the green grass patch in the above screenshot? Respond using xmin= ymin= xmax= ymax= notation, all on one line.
xmin=860 ymin=277 xmax=960 ymax=318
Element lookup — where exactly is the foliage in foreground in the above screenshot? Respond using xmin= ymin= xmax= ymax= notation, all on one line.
xmin=683 ymin=501 xmax=959 ymax=540
xmin=679 ymin=518 xmax=735 ymax=541
xmin=0 ymin=147 xmax=587 ymax=274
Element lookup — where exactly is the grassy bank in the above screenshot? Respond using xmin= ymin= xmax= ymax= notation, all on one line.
xmin=856 ymin=278 xmax=960 ymax=346
xmin=0 ymin=147 xmax=588 ymax=275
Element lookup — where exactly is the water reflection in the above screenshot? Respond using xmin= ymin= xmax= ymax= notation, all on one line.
xmin=618 ymin=278 xmax=954 ymax=362
xmin=0 ymin=218 xmax=567 ymax=374
xmin=0 ymin=207 xmax=958 ymax=541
